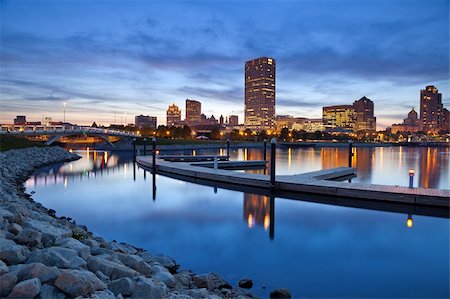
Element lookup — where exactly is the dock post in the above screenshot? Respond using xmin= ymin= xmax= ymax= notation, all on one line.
xmin=409 ymin=169 xmax=414 ymax=188
xmin=269 ymin=193 xmax=275 ymax=240
xmin=133 ymin=138 xmax=136 ymax=161
xmin=270 ymin=138 xmax=276 ymax=186
xmin=227 ymin=139 xmax=230 ymax=159
xmin=348 ymin=140 xmax=353 ymax=167
xmin=214 ymin=156 xmax=218 ymax=170
xmin=263 ymin=139 xmax=267 ymax=161
xmin=143 ymin=138 xmax=147 ymax=156
xmin=152 ymin=137 xmax=157 ymax=172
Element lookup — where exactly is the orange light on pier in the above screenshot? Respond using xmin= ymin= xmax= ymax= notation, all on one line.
xmin=406 ymin=214 xmax=413 ymax=228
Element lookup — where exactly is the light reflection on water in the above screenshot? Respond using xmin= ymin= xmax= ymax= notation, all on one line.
xmin=26 ymin=147 xmax=449 ymax=298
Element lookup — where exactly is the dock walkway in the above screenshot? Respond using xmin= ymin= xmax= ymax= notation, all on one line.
xmin=137 ymin=156 xmax=449 ymax=208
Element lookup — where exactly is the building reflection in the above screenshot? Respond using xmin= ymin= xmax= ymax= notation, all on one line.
xmin=418 ymin=147 xmax=446 ymax=188
xmin=243 ymin=193 xmax=275 ymax=239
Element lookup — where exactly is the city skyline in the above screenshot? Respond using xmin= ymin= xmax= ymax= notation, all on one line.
xmin=1 ymin=0 xmax=449 ymax=129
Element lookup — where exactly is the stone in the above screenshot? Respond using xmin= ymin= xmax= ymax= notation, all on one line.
xmin=54 ymin=269 xmax=106 ymax=297
xmin=109 ymin=241 xmax=138 ymax=254
xmin=24 ymin=219 xmax=72 ymax=246
xmin=270 ymin=288 xmax=292 ymax=298
xmin=0 ymin=238 xmax=30 ymax=265
xmin=79 ymin=289 xmax=116 ymax=299
xmin=15 ymin=228 xmax=43 ymax=247
xmin=27 ymin=246 xmax=87 ymax=269
xmin=0 ymin=207 xmax=14 ymax=222
xmin=139 ymin=252 xmax=179 ymax=273
xmin=152 ymin=266 xmax=177 ymax=288
xmin=90 ymin=247 xmax=114 ymax=256
xmin=174 ymin=272 xmax=192 ymax=287
xmin=131 ymin=276 xmax=167 ymax=299
xmin=107 ymin=277 xmax=134 ymax=296
xmin=39 ymin=284 xmax=66 ymax=299
xmin=17 ymin=262 xmax=61 ymax=284
xmin=56 ymin=237 xmax=91 ymax=260
xmin=186 ymin=288 xmax=211 ymax=298
xmin=95 ymin=271 xmax=110 ymax=284
xmin=9 ymin=277 xmax=41 ymax=298
xmin=238 ymin=278 xmax=253 ymax=289
xmin=192 ymin=273 xmax=232 ymax=291
xmin=82 ymin=239 xmax=100 ymax=248
xmin=116 ymin=253 xmax=153 ymax=276
xmin=7 ymin=223 xmax=23 ymax=235
xmin=0 ymin=272 xmax=17 ymax=297
xmin=87 ymin=256 xmax=140 ymax=280
xmin=0 ymin=259 xmax=8 ymax=275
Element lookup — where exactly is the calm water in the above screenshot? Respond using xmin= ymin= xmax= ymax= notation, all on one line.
xmin=26 ymin=147 xmax=449 ymax=298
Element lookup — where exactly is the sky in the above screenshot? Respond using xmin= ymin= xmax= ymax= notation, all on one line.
xmin=0 ymin=0 xmax=449 ymax=129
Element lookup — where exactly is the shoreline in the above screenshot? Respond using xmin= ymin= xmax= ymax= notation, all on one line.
xmin=0 ymin=147 xmax=272 ymax=298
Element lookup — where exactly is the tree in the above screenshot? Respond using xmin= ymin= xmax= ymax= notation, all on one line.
xmin=258 ymin=130 xmax=267 ymax=141
xmin=280 ymin=128 xmax=289 ymax=141
xmin=182 ymin=125 xmax=192 ymax=139
xmin=210 ymin=126 xmax=221 ymax=140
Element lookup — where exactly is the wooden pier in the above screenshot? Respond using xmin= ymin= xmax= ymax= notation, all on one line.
xmin=137 ymin=156 xmax=450 ymax=208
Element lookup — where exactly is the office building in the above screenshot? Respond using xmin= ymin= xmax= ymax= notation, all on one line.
xmin=14 ymin=116 xmax=26 ymax=125
xmin=443 ymin=108 xmax=449 ymax=132
xmin=322 ymin=105 xmax=355 ymax=131
xmin=166 ymin=104 xmax=181 ymax=127
xmin=244 ymin=57 xmax=276 ymax=130
xmin=353 ymin=96 xmax=376 ymax=131
xmin=135 ymin=115 xmax=157 ymax=129
xmin=420 ymin=85 xmax=443 ymax=133
xmin=390 ymin=108 xmax=420 ymax=134
xmin=229 ymin=115 xmax=239 ymax=127
xmin=186 ymin=99 xmax=201 ymax=125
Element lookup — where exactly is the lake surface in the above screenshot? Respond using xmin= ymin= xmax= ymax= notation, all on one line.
xmin=26 ymin=146 xmax=450 ymax=298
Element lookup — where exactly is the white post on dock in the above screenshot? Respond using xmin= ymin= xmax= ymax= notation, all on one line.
xmin=214 ymin=156 xmax=218 ymax=170
xmin=270 ymin=138 xmax=277 ymax=186
xmin=152 ymin=137 xmax=157 ymax=172
xmin=409 ymin=169 xmax=415 ymax=188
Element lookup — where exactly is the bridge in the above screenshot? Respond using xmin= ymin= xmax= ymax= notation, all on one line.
xmin=0 ymin=125 xmax=141 ymax=147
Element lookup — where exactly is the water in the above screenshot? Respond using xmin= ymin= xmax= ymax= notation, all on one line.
xmin=26 ymin=146 xmax=449 ymax=298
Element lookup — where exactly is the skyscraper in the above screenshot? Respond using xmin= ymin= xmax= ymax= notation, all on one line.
xmin=185 ymin=99 xmax=201 ymax=125
xmin=353 ymin=96 xmax=376 ymax=131
xmin=166 ymin=103 xmax=181 ymax=127
xmin=229 ymin=115 xmax=239 ymax=127
xmin=322 ymin=105 xmax=355 ymax=131
xmin=244 ymin=57 xmax=276 ymax=130
xmin=420 ymin=85 xmax=443 ymax=133
xmin=135 ymin=115 xmax=157 ymax=129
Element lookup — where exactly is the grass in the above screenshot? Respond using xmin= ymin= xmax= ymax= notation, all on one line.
xmin=0 ymin=135 xmax=46 ymax=152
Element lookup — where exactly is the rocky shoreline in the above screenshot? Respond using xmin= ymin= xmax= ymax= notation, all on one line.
xmin=0 ymin=147 xmax=268 ymax=298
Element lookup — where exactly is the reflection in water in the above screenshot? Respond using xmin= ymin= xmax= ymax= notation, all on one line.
xmin=243 ymin=193 xmax=275 ymax=239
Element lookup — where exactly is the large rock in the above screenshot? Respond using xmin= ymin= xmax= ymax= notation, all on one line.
xmin=116 ymin=253 xmax=153 ymax=276
xmin=8 ymin=277 xmax=41 ymax=298
xmin=174 ymin=271 xmax=193 ymax=288
xmin=7 ymin=223 xmax=23 ymax=235
xmin=238 ymin=278 xmax=253 ymax=289
xmin=139 ymin=252 xmax=179 ymax=273
xmin=54 ymin=269 xmax=106 ymax=297
xmin=131 ymin=276 xmax=167 ymax=299
xmin=17 ymin=262 xmax=61 ymax=283
xmin=87 ymin=256 xmax=140 ymax=280
xmin=0 ymin=259 xmax=8 ymax=275
xmin=192 ymin=273 xmax=232 ymax=291
xmin=0 ymin=272 xmax=17 ymax=297
xmin=0 ymin=238 xmax=30 ymax=265
xmin=27 ymin=246 xmax=87 ymax=269
xmin=270 ymin=288 xmax=292 ymax=298
xmin=24 ymin=219 xmax=72 ymax=246
xmin=15 ymin=228 xmax=43 ymax=247
xmin=109 ymin=241 xmax=138 ymax=254
xmin=56 ymin=237 xmax=91 ymax=260
xmin=39 ymin=284 xmax=66 ymax=299
xmin=152 ymin=265 xmax=177 ymax=288
xmin=108 ymin=277 xmax=134 ymax=296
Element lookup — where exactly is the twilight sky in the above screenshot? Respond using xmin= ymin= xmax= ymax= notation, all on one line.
xmin=1 ymin=0 xmax=449 ymax=129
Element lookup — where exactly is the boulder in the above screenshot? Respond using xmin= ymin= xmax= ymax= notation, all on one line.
xmin=0 ymin=272 xmax=17 ymax=297
xmin=0 ymin=238 xmax=30 ymax=265
xmin=131 ymin=276 xmax=167 ymax=299
xmin=87 ymin=256 xmax=140 ymax=280
xmin=15 ymin=228 xmax=43 ymax=247
xmin=0 ymin=259 xmax=8 ymax=275
xmin=82 ymin=239 xmax=100 ymax=248
xmin=186 ymin=288 xmax=212 ymax=298
xmin=270 ymin=288 xmax=292 ymax=298
xmin=24 ymin=219 xmax=72 ymax=246
xmin=17 ymin=262 xmax=61 ymax=283
xmin=139 ymin=252 xmax=179 ymax=273
xmin=7 ymin=223 xmax=23 ymax=235
xmin=39 ymin=284 xmax=66 ymax=299
xmin=8 ymin=277 xmax=41 ymax=298
xmin=192 ymin=273 xmax=232 ymax=291
xmin=56 ymin=237 xmax=91 ymax=260
xmin=107 ymin=277 xmax=134 ymax=296
xmin=80 ymin=289 xmax=116 ymax=299
xmin=54 ymin=269 xmax=106 ymax=297
xmin=109 ymin=241 xmax=138 ymax=254
xmin=152 ymin=266 xmax=177 ymax=288
xmin=174 ymin=272 xmax=193 ymax=287
xmin=238 ymin=278 xmax=253 ymax=289
xmin=95 ymin=271 xmax=110 ymax=284
xmin=116 ymin=253 xmax=153 ymax=276
xmin=27 ymin=246 xmax=87 ymax=269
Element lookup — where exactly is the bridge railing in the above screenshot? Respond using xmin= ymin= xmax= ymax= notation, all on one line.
xmin=0 ymin=125 xmax=141 ymax=137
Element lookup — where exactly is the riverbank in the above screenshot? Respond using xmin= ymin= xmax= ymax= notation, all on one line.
xmin=0 ymin=147 xmax=268 ymax=298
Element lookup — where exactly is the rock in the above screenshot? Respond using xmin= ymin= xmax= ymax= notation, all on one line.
xmin=0 ymin=238 xmax=30 ymax=265
xmin=131 ymin=276 xmax=167 ymax=299
xmin=192 ymin=273 xmax=232 ymax=291
xmin=0 ymin=208 xmax=14 ymax=222
xmin=79 ymin=289 xmax=116 ymax=298
xmin=54 ymin=269 xmax=106 ymax=297
xmin=15 ymin=228 xmax=43 ymax=247
xmin=7 ymin=223 xmax=23 ymax=235
xmin=238 ymin=278 xmax=253 ymax=289
xmin=56 ymin=237 xmax=91 ymax=260
xmin=39 ymin=284 xmax=66 ymax=299
xmin=27 ymin=246 xmax=87 ymax=269
xmin=0 ymin=272 xmax=17 ymax=297
xmin=174 ymin=272 xmax=192 ymax=287
xmin=139 ymin=252 xmax=179 ymax=273
xmin=152 ymin=266 xmax=177 ymax=288
xmin=82 ymin=239 xmax=100 ymax=248
xmin=9 ymin=277 xmax=41 ymax=298
xmin=87 ymin=256 xmax=140 ymax=280
xmin=90 ymin=247 xmax=114 ymax=256
xmin=1 ymin=231 xmax=16 ymax=240
xmin=95 ymin=271 xmax=110 ymax=284
xmin=270 ymin=288 xmax=292 ymax=298
xmin=186 ymin=288 xmax=211 ymax=298
xmin=0 ymin=259 xmax=8 ymax=275
xmin=107 ymin=277 xmax=134 ymax=296
xmin=116 ymin=253 xmax=153 ymax=276
xmin=165 ymin=292 xmax=195 ymax=299
xmin=24 ymin=219 xmax=72 ymax=246
xmin=109 ymin=241 xmax=138 ymax=254
xmin=17 ymin=262 xmax=61 ymax=283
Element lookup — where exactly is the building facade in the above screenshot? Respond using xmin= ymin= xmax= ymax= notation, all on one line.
xmin=322 ymin=105 xmax=355 ymax=131
xmin=166 ymin=104 xmax=181 ymax=127
xmin=135 ymin=115 xmax=157 ymax=129
xmin=186 ymin=99 xmax=201 ymax=125
xmin=353 ymin=96 xmax=376 ymax=131
xmin=14 ymin=116 xmax=26 ymax=125
xmin=229 ymin=115 xmax=239 ymax=127
xmin=244 ymin=57 xmax=276 ymax=130
xmin=420 ymin=85 xmax=443 ymax=133
xmin=443 ymin=108 xmax=450 ymax=132
xmin=390 ymin=108 xmax=420 ymax=134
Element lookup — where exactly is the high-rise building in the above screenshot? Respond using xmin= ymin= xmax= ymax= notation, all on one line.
xmin=14 ymin=115 xmax=26 ymax=125
xmin=420 ymin=85 xmax=443 ymax=133
xmin=186 ymin=99 xmax=201 ymax=125
xmin=322 ymin=105 xmax=355 ymax=131
xmin=443 ymin=108 xmax=450 ymax=132
xmin=229 ymin=115 xmax=239 ymax=127
xmin=135 ymin=115 xmax=157 ymax=129
xmin=166 ymin=104 xmax=181 ymax=127
xmin=219 ymin=115 xmax=224 ymax=126
xmin=353 ymin=96 xmax=376 ymax=131
xmin=244 ymin=57 xmax=276 ymax=130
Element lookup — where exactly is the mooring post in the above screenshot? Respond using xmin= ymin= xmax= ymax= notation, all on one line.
xmin=409 ymin=169 xmax=414 ymax=188
xmin=133 ymin=138 xmax=136 ymax=161
xmin=227 ymin=139 xmax=230 ymax=159
xmin=263 ymin=139 xmax=267 ymax=161
xmin=214 ymin=156 xmax=218 ymax=170
xmin=152 ymin=137 xmax=157 ymax=172
xmin=348 ymin=139 xmax=353 ymax=167
xmin=143 ymin=138 xmax=147 ymax=156
xmin=270 ymin=138 xmax=276 ymax=186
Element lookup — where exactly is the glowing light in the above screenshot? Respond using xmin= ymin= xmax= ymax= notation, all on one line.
xmin=263 ymin=215 xmax=270 ymax=231
xmin=409 ymin=169 xmax=415 ymax=175
xmin=192 ymin=150 xmax=196 ymax=156
xmin=104 ymin=152 xmax=108 ymax=164
xmin=406 ymin=215 xmax=413 ymax=228
xmin=247 ymin=214 xmax=254 ymax=228
xmin=64 ymin=177 xmax=68 ymax=189
xmin=69 ymin=149 xmax=73 ymax=153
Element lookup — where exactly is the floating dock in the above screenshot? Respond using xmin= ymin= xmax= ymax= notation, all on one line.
xmin=137 ymin=156 xmax=450 ymax=208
